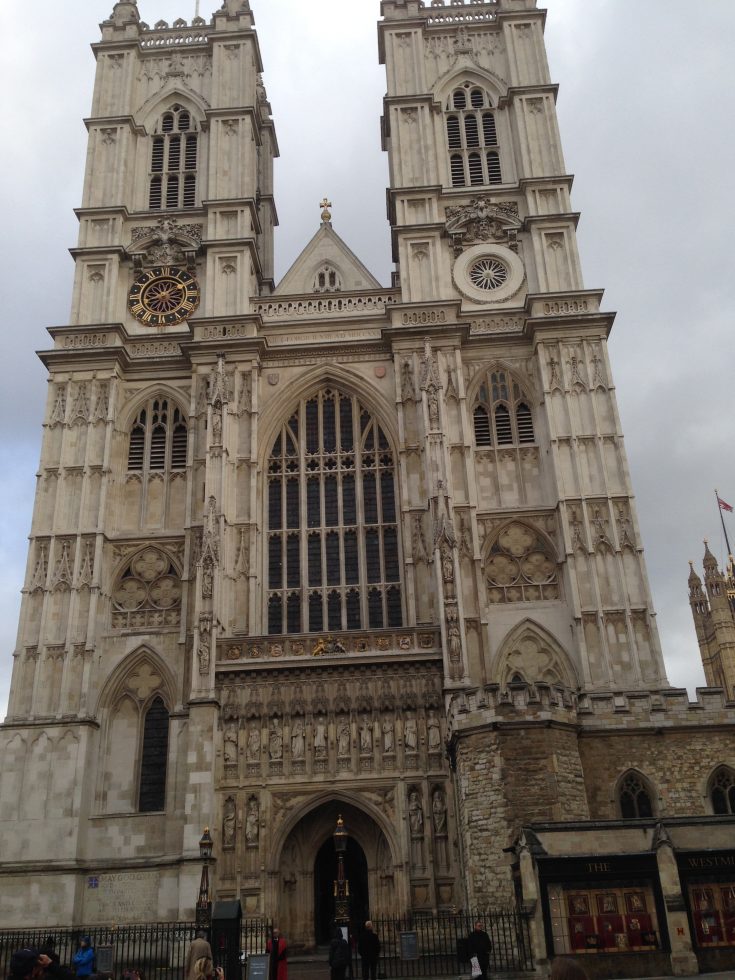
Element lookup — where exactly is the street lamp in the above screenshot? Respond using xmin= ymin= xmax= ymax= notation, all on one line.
xmin=196 ymin=826 xmax=214 ymax=931
xmin=333 ymin=814 xmax=350 ymax=928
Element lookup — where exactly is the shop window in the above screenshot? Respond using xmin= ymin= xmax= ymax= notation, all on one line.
xmin=547 ymin=883 xmax=661 ymax=955
xmin=688 ymin=883 xmax=735 ymax=948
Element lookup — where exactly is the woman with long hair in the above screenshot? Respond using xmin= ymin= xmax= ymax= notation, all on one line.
xmin=193 ymin=957 xmax=224 ymax=980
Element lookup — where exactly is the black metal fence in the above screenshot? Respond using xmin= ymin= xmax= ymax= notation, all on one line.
xmin=362 ymin=911 xmax=534 ymax=977
xmin=0 ymin=912 xmax=533 ymax=980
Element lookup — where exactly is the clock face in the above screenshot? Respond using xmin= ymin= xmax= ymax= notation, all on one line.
xmin=128 ymin=266 xmax=200 ymax=326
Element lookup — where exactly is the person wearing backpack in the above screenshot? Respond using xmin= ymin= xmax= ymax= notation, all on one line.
xmin=72 ymin=939 xmax=95 ymax=980
xmin=328 ymin=928 xmax=350 ymax=980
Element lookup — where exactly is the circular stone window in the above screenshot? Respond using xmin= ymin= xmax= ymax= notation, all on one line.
xmin=469 ymin=257 xmax=509 ymax=291
xmin=453 ymin=243 xmax=525 ymax=304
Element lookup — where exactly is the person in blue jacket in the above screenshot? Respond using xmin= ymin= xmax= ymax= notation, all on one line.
xmin=72 ymin=938 xmax=95 ymax=979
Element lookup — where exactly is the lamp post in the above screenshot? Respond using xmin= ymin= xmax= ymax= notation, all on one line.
xmin=333 ymin=814 xmax=350 ymax=929
xmin=196 ymin=826 xmax=214 ymax=931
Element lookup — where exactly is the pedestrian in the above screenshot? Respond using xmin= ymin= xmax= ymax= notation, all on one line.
xmin=185 ymin=931 xmax=213 ymax=980
xmin=8 ymin=949 xmax=52 ymax=980
xmin=266 ymin=928 xmax=287 ymax=980
xmin=192 ymin=958 xmax=224 ymax=980
xmin=72 ymin=939 xmax=95 ymax=980
xmin=39 ymin=938 xmax=73 ymax=980
xmin=550 ymin=960 xmax=588 ymax=980
xmin=328 ymin=928 xmax=350 ymax=980
xmin=466 ymin=921 xmax=491 ymax=980
xmin=357 ymin=922 xmax=380 ymax=980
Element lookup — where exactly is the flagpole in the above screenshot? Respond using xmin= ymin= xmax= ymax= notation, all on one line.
xmin=715 ymin=488 xmax=734 ymax=557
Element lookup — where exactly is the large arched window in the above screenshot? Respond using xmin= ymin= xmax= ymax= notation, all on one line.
xmin=267 ymin=388 xmax=402 ymax=635
xmin=446 ymin=84 xmax=503 ymax=188
xmin=618 ymin=771 xmax=655 ymax=819
xmin=710 ymin=766 xmax=735 ymax=815
xmin=128 ymin=398 xmax=188 ymax=474
xmin=138 ymin=696 xmax=169 ymax=812
xmin=149 ymin=104 xmax=199 ymax=211
xmin=473 ymin=369 xmax=535 ymax=448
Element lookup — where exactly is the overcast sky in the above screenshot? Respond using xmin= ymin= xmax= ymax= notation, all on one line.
xmin=0 ymin=0 xmax=733 ymax=716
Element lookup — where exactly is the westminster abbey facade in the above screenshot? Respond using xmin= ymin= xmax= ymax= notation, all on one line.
xmin=1 ymin=1 xmax=734 ymax=975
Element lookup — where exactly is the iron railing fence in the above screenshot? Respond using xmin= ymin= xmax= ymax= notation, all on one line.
xmin=0 ymin=921 xmax=274 ymax=980
xmin=363 ymin=911 xmax=534 ymax=977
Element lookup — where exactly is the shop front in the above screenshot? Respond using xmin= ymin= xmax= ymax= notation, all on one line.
xmin=677 ymin=849 xmax=735 ymax=973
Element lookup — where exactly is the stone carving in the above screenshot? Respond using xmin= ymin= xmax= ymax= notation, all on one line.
xmin=359 ymin=716 xmax=373 ymax=755
xmin=291 ymin=717 xmax=305 ymax=760
xmin=404 ymin=713 xmax=418 ymax=753
xmin=77 ymin=542 xmax=94 ymax=588
xmin=223 ymin=724 xmax=238 ymax=766
xmin=31 ymin=542 xmax=48 ymax=592
xmin=70 ymin=383 xmax=91 ymax=424
xmin=445 ymin=364 xmax=459 ymax=401
xmin=314 ymin=715 xmax=327 ymax=757
xmin=337 ymin=717 xmax=351 ymax=757
xmin=198 ymin=617 xmax=211 ymax=674
xmin=238 ymin=373 xmax=253 ymax=415
xmin=432 ymin=788 xmax=447 ymax=835
xmin=201 ymin=496 xmax=220 ymax=566
xmin=223 ymin=796 xmax=236 ymax=849
xmin=50 ymin=385 xmax=67 ymax=426
xmin=446 ymin=606 xmax=461 ymax=665
xmin=211 ymin=406 xmax=223 ymax=445
xmin=485 ymin=522 xmax=559 ymax=604
xmin=440 ymin=540 xmax=456 ymax=599
xmin=129 ymin=217 xmax=203 ymax=268
xmin=408 ymin=790 xmax=424 ymax=837
xmin=234 ymin=527 xmax=250 ymax=579
xmin=245 ymin=796 xmax=259 ymax=846
xmin=412 ymin=515 xmax=428 ymax=564
xmin=427 ymin=711 xmax=442 ymax=753
xmin=445 ymin=199 xmax=521 ymax=255
xmin=458 ymin=515 xmax=472 ymax=559
xmin=382 ymin=716 xmax=395 ymax=754
xmin=401 ymin=360 xmax=416 ymax=402
xmin=51 ymin=541 xmax=74 ymax=590
xmin=246 ymin=725 xmax=261 ymax=763
xmin=269 ymin=718 xmax=283 ymax=760
xmin=202 ymin=557 xmax=214 ymax=599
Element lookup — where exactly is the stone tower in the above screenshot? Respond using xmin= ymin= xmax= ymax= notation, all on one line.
xmin=4 ymin=0 xmax=718 ymax=939
xmin=689 ymin=544 xmax=735 ymax=697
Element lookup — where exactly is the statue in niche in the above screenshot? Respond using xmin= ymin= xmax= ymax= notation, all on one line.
xmin=314 ymin=715 xmax=327 ymax=757
xmin=223 ymin=796 xmax=236 ymax=849
xmin=198 ymin=631 xmax=210 ymax=674
xmin=408 ymin=790 xmax=424 ymax=837
xmin=427 ymin=387 xmax=440 ymax=429
xmin=427 ymin=711 xmax=442 ymax=753
xmin=246 ymin=724 xmax=261 ymax=763
xmin=223 ymin=724 xmax=238 ymax=765
xmin=245 ymin=797 xmax=259 ymax=846
xmin=202 ymin=559 xmax=214 ymax=599
xmin=382 ymin=716 xmax=395 ymax=754
xmin=412 ymin=515 xmax=427 ymax=563
xmin=441 ymin=541 xmax=456 ymax=599
xmin=291 ymin=717 xmax=305 ymax=760
xmin=401 ymin=360 xmax=415 ymax=402
xmin=269 ymin=718 xmax=283 ymax=760
xmin=360 ymin=716 xmax=373 ymax=755
xmin=432 ymin=788 xmax=447 ymax=835
xmin=447 ymin=618 xmax=461 ymax=662
xmin=337 ymin=718 xmax=351 ymax=757
xmin=404 ymin=713 xmax=418 ymax=753
xmin=212 ymin=405 xmax=223 ymax=444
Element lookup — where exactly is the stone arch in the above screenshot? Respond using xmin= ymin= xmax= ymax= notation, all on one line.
xmin=492 ymin=619 xmax=578 ymax=689
xmin=434 ymin=66 xmax=508 ymax=108
xmin=136 ymin=85 xmax=210 ymax=132
xmin=614 ymin=768 xmax=657 ymax=819
xmin=466 ymin=358 xmax=540 ymax=408
xmin=116 ymin=384 xmax=190 ymax=434
xmin=705 ymin=764 xmax=735 ymax=815
xmin=258 ymin=365 xmax=400 ymax=469
xmin=96 ymin=645 xmax=176 ymax=716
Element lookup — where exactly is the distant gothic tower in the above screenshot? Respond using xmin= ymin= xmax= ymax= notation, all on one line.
xmin=2 ymin=0 xmax=705 ymax=936
xmin=689 ymin=544 xmax=735 ymax=697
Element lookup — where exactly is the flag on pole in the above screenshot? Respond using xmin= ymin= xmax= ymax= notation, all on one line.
xmin=718 ymin=496 xmax=734 ymax=513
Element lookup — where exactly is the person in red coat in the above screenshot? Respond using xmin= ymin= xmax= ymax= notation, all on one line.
xmin=266 ymin=928 xmax=287 ymax=980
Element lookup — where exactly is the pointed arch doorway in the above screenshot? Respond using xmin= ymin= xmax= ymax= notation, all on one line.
xmin=275 ymin=800 xmax=398 ymax=947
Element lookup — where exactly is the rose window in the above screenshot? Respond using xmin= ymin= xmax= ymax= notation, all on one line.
xmin=485 ymin=522 xmax=559 ymax=603
xmin=112 ymin=547 xmax=182 ymax=629
xmin=469 ymin=257 xmax=508 ymax=291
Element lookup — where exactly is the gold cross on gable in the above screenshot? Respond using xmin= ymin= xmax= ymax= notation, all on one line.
xmin=320 ymin=198 xmax=333 ymax=223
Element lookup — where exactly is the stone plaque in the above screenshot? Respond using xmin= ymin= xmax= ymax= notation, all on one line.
xmin=83 ymin=871 xmax=159 ymax=923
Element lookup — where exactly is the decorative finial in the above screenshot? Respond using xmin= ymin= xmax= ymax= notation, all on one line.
xmin=320 ymin=198 xmax=333 ymax=225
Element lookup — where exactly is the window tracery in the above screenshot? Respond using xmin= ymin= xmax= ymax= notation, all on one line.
xmin=138 ymin=696 xmax=169 ymax=812
xmin=485 ymin=522 xmax=559 ymax=603
xmin=472 ymin=368 xmax=535 ymax=448
xmin=111 ymin=547 xmax=182 ymax=630
xmin=446 ymin=84 xmax=503 ymax=188
xmin=127 ymin=397 xmax=188 ymax=474
xmin=710 ymin=766 xmax=735 ymax=815
xmin=149 ymin=104 xmax=199 ymax=211
xmin=267 ymin=388 xmax=402 ymax=635
xmin=313 ymin=265 xmax=342 ymax=293
xmin=618 ymin=771 xmax=654 ymax=819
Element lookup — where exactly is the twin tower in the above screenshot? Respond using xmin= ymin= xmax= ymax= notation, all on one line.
xmin=2 ymin=1 xmax=734 ymax=975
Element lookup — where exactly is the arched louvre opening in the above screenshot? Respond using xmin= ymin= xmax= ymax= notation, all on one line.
xmin=444 ymin=85 xmax=504 ymax=188
xmin=472 ymin=369 xmax=536 ymax=448
xmin=148 ymin=104 xmax=199 ymax=211
xmin=138 ymin=696 xmax=169 ymax=812
xmin=267 ymin=389 xmax=402 ymax=635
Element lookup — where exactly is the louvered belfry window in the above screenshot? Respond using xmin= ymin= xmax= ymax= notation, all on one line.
xmin=446 ymin=85 xmax=503 ymax=188
xmin=127 ymin=398 xmax=188 ymax=473
xmin=149 ymin=104 xmax=198 ymax=211
xmin=267 ymin=388 xmax=402 ymax=635
xmin=472 ymin=369 xmax=535 ymax=448
xmin=138 ymin=696 xmax=169 ymax=812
